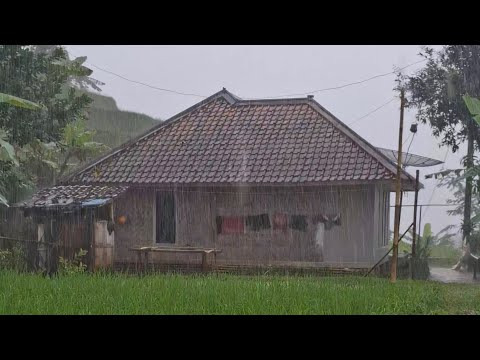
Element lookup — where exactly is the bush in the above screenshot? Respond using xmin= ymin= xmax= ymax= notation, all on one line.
xmin=58 ymin=249 xmax=87 ymax=275
xmin=0 ymin=244 xmax=26 ymax=272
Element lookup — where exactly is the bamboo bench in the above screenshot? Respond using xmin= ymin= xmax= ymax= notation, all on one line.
xmin=129 ymin=246 xmax=222 ymax=273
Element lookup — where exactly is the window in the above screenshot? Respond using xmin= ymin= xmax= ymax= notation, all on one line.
xmin=156 ymin=192 xmax=175 ymax=244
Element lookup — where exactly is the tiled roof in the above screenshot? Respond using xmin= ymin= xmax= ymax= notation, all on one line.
xmin=65 ymin=89 xmax=415 ymax=187
xmin=17 ymin=185 xmax=129 ymax=209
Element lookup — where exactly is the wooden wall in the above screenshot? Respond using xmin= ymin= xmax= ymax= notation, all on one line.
xmin=113 ymin=184 xmax=388 ymax=267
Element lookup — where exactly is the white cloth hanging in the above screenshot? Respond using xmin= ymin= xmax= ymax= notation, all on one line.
xmin=315 ymin=222 xmax=325 ymax=260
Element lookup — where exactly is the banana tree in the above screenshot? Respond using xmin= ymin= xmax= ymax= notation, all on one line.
xmin=0 ymin=93 xmax=42 ymax=206
xmin=56 ymin=120 xmax=109 ymax=178
xmin=462 ymin=95 xmax=480 ymax=233
xmin=0 ymin=93 xmax=43 ymax=110
xmin=463 ymin=95 xmax=480 ymax=126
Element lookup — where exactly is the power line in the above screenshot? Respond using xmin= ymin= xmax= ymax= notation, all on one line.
xmin=347 ymin=97 xmax=396 ymax=126
xmin=86 ymin=62 xmax=208 ymax=98
xmin=66 ymin=49 xmax=208 ymax=99
xmin=67 ymin=47 xmax=426 ymax=101
xmin=251 ymin=59 xmax=427 ymax=99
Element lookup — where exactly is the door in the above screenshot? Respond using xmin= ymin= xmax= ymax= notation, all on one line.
xmin=156 ymin=192 xmax=176 ymax=244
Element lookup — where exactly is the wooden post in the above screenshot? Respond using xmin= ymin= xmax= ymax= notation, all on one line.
xmin=474 ymin=259 xmax=477 ymax=280
xmin=418 ymin=205 xmax=423 ymax=241
xmin=87 ymin=210 xmax=95 ymax=272
xmin=202 ymin=251 xmax=207 ymax=272
xmin=390 ymin=89 xmax=405 ymax=283
xmin=411 ymin=169 xmax=420 ymax=280
xmin=144 ymin=251 xmax=149 ymax=273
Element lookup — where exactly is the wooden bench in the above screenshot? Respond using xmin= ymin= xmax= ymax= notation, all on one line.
xmin=129 ymin=246 xmax=222 ymax=273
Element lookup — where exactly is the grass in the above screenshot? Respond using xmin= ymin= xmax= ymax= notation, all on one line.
xmin=1 ymin=271 xmax=479 ymax=315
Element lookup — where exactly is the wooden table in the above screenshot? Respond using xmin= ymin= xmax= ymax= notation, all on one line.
xmin=129 ymin=246 xmax=222 ymax=272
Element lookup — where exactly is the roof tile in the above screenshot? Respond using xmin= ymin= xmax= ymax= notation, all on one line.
xmin=67 ymin=91 xmax=410 ymax=186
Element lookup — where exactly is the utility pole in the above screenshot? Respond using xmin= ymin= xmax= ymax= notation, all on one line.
xmin=411 ymin=169 xmax=420 ymax=280
xmin=390 ymin=89 xmax=405 ymax=283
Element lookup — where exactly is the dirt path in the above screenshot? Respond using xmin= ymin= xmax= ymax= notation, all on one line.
xmin=429 ymin=266 xmax=480 ymax=284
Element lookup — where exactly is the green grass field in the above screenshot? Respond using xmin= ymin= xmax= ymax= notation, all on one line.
xmin=1 ymin=271 xmax=479 ymax=315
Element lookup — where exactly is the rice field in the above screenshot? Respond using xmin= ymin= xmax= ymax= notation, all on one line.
xmin=1 ymin=271 xmax=479 ymax=315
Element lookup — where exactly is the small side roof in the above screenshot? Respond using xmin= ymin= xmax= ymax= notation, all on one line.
xmin=15 ymin=185 xmax=129 ymax=210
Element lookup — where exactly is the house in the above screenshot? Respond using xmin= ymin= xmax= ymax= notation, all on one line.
xmin=17 ymin=89 xmax=418 ymax=273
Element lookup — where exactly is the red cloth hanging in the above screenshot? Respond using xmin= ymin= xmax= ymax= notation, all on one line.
xmin=272 ymin=212 xmax=288 ymax=231
xmin=221 ymin=216 xmax=245 ymax=234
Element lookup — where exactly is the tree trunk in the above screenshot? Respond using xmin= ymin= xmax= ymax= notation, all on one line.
xmin=452 ymin=243 xmax=471 ymax=271
xmin=454 ymin=121 xmax=475 ymax=272
xmin=463 ymin=122 xmax=474 ymax=246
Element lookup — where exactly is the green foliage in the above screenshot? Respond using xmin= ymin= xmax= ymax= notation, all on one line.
xmin=463 ymin=94 xmax=480 ymax=125
xmin=0 ymin=45 xmax=93 ymax=146
xmin=0 ymin=92 xmax=43 ymax=110
xmin=0 ymin=45 xmax=101 ymax=205
xmin=436 ymin=95 xmax=480 ymax=234
xmin=403 ymin=45 xmax=480 ymax=153
xmin=416 ymin=224 xmax=433 ymax=259
xmin=0 ymin=93 xmax=41 ymax=206
xmin=58 ymin=249 xmax=87 ymax=276
xmin=469 ymin=232 xmax=480 ymax=254
xmin=57 ymin=120 xmax=110 ymax=178
xmin=0 ymin=245 xmax=26 ymax=272
xmin=0 ymin=129 xmax=17 ymax=165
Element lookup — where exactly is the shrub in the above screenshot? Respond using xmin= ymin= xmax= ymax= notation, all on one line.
xmin=58 ymin=249 xmax=87 ymax=275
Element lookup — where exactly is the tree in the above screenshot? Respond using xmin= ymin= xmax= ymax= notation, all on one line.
xmin=0 ymin=45 xmax=105 ymax=204
xmin=0 ymin=45 xmax=94 ymax=146
xmin=20 ymin=121 xmax=109 ymax=187
xmin=57 ymin=120 xmax=109 ymax=178
xmin=403 ymin=45 xmax=480 ymax=245
xmin=0 ymin=93 xmax=42 ymax=206
xmin=403 ymin=46 xmax=480 ymax=152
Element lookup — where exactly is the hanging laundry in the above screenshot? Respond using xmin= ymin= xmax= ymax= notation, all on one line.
xmin=289 ymin=215 xmax=308 ymax=231
xmin=272 ymin=212 xmax=288 ymax=231
xmin=314 ymin=222 xmax=325 ymax=260
xmin=312 ymin=214 xmax=328 ymax=224
xmin=220 ymin=216 xmax=245 ymax=234
xmin=312 ymin=214 xmax=341 ymax=230
xmin=216 ymin=216 xmax=223 ymax=234
xmin=246 ymin=214 xmax=271 ymax=231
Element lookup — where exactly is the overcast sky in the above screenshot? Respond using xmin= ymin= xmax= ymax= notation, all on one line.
xmin=66 ymin=45 xmax=464 ymax=239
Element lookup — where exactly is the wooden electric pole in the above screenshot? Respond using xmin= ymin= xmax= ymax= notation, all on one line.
xmin=390 ymin=89 xmax=405 ymax=283
xmin=411 ymin=169 xmax=420 ymax=280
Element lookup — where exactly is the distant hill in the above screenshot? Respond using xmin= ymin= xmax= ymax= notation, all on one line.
xmin=84 ymin=92 xmax=160 ymax=149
